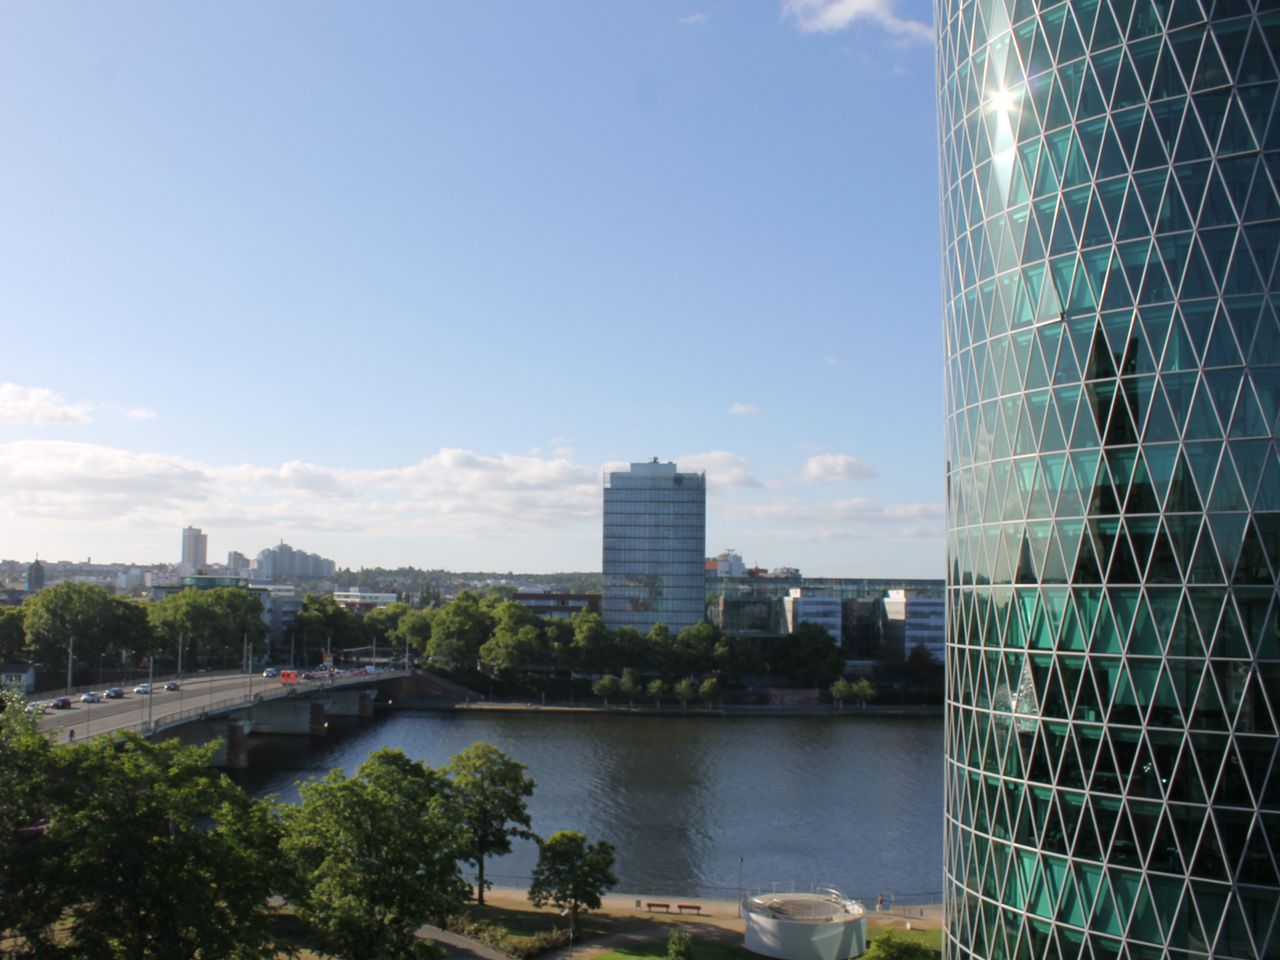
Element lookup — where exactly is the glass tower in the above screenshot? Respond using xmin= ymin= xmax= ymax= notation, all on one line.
xmin=602 ymin=460 xmax=706 ymax=634
xmin=938 ymin=0 xmax=1280 ymax=957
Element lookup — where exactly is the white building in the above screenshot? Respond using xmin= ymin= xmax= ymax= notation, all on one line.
xmin=783 ymin=588 xmax=843 ymax=641
xmin=708 ymin=549 xmax=747 ymax=578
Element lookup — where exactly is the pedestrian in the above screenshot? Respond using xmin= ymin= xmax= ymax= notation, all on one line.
xmin=876 ymin=894 xmax=884 ymax=914
xmin=68 ymin=728 xmax=75 ymax=742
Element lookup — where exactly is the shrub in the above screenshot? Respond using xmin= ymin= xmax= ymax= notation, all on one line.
xmin=667 ymin=928 xmax=694 ymax=960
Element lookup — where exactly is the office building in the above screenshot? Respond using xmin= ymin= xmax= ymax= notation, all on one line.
xmin=602 ymin=459 xmax=706 ymax=634
xmin=782 ymin=588 xmax=843 ymax=640
xmin=180 ymin=526 xmax=207 ymax=574
xmin=513 ymin=592 xmax=602 ymax=619
xmin=23 ymin=558 xmax=44 ymax=593
xmin=938 ymin=1 xmax=1279 ymax=957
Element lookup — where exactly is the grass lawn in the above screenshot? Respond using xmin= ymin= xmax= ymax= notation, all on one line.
xmin=460 ymin=902 xmax=651 ymax=943
xmin=595 ymin=939 xmax=759 ymax=960
xmin=866 ymin=921 xmax=943 ymax=952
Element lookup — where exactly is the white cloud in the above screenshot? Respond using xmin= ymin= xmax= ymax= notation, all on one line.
xmin=729 ymin=402 xmax=762 ymax=416
xmin=783 ymin=0 xmax=933 ymax=43
xmin=124 ymin=406 xmax=158 ymax=420
xmin=678 ymin=450 xmax=763 ymax=489
xmin=824 ymin=356 xmax=845 ymax=367
xmin=0 ymin=383 xmax=92 ymax=425
xmin=802 ymin=453 xmax=877 ymax=483
xmin=679 ymin=12 xmax=709 ymax=24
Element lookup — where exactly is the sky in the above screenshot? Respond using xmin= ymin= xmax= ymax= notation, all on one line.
xmin=0 ymin=0 xmax=945 ymax=578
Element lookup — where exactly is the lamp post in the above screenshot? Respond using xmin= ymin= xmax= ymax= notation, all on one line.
xmin=66 ymin=633 xmax=75 ymax=696
xmin=737 ymin=857 xmax=744 ymax=917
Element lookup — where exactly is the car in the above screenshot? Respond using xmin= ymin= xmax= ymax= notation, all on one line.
xmin=49 ymin=697 xmax=72 ymax=710
xmin=133 ymin=683 xmax=152 ymax=695
xmin=163 ymin=681 xmax=180 ymax=691
xmin=24 ymin=701 xmax=46 ymax=715
xmin=262 ymin=667 xmax=279 ymax=678
xmin=104 ymin=687 xmax=124 ymax=699
xmin=80 ymin=691 xmax=102 ymax=703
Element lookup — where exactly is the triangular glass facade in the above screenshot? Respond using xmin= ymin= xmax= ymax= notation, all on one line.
xmin=937 ymin=0 xmax=1280 ymax=957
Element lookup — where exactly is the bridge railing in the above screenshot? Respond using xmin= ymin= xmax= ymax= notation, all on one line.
xmin=104 ymin=669 xmax=411 ymax=738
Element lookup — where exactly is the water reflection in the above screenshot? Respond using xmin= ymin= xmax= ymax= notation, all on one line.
xmin=236 ymin=711 xmax=943 ymax=900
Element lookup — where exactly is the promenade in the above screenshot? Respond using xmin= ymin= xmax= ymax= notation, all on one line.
xmin=419 ymin=886 xmax=943 ymax=960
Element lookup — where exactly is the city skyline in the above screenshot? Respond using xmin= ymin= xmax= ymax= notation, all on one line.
xmin=0 ymin=1 xmax=943 ymax=578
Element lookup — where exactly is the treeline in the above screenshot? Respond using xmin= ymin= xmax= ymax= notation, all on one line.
xmin=363 ymin=591 xmax=848 ymax=688
xmin=0 ymin=582 xmax=268 ymax=675
xmin=0 ymin=693 xmax=615 ymax=959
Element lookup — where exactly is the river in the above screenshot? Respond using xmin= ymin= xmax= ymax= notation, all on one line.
xmin=238 ymin=710 xmax=944 ymax=903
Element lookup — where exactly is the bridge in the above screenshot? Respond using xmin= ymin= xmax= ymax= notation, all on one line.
xmin=32 ymin=668 xmax=429 ymax=767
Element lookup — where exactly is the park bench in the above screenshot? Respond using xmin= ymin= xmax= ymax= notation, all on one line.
xmin=646 ymin=902 xmax=671 ymax=913
xmin=677 ymin=904 xmax=703 ymax=916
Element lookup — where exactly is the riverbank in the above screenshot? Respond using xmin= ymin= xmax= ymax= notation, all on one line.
xmin=388 ymin=699 xmax=943 ymax=719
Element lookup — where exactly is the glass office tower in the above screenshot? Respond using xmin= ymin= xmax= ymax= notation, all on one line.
xmin=602 ymin=460 xmax=706 ymax=634
xmin=938 ymin=0 xmax=1279 ymax=957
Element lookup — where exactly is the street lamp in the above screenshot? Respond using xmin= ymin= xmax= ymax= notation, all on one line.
xmin=66 ymin=633 xmax=75 ymax=696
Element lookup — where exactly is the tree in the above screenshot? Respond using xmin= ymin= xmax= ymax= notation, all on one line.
xmin=619 ymin=667 xmax=640 ymax=702
xmin=592 ymin=674 xmax=620 ymax=705
xmin=53 ymin=735 xmax=284 ymax=959
xmin=428 ymin=592 xmax=493 ymax=670
xmin=671 ymin=622 xmax=720 ymax=675
xmin=569 ymin=611 xmax=611 ymax=669
xmin=393 ymin=608 xmax=433 ymax=657
xmin=480 ymin=603 xmax=543 ymax=679
xmin=363 ymin=601 xmax=413 ymax=649
xmin=292 ymin=594 xmax=365 ymax=666
xmin=281 ymin=748 xmax=466 ymax=960
xmin=830 ymin=677 xmax=854 ymax=708
xmin=444 ymin=743 xmax=536 ymax=905
xmin=862 ymin=933 xmax=938 ymax=960
xmin=699 ymin=676 xmax=720 ymax=706
xmin=528 ymin=831 xmax=617 ymax=935
xmin=0 ymin=686 xmax=61 ymax=953
xmin=23 ymin=582 xmax=151 ymax=672
xmin=667 ymin=928 xmax=694 ymax=960
xmin=770 ymin=623 xmax=845 ymax=686
xmin=850 ymin=678 xmax=877 ymax=707
xmin=0 ymin=606 xmax=25 ymax=663
xmin=674 ymin=676 xmax=697 ymax=708
xmin=647 ymin=678 xmax=667 ymax=706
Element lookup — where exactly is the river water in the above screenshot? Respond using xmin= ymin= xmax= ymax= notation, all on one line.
xmin=239 ymin=710 xmax=944 ymax=903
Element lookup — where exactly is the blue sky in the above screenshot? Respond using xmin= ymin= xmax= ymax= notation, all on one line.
xmin=1 ymin=0 xmax=944 ymax=577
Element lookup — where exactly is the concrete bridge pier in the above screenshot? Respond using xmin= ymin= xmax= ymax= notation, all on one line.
xmin=232 ymin=698 xmax=328 ymax=736
xmin=326 ymin=689 xmax=375 ymax=718
xmin=168 ymin=721 xmax=249 ymax=769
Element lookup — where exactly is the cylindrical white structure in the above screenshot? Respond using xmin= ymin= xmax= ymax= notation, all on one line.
xmin=742 ymin=891 xmax=867 ymax=960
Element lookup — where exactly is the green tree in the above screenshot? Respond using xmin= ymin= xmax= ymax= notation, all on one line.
xmin=674 ymin=676 xmax=697 ymax=708
xmin=364 ymin=601 xmax=413 ymax=655
xmin=480 ymin=602 xmax=543 ymax=679
xmin=543 ymin=617 xmax=575 ymax=668
xmin=527 ymin=831 xmax=617 ymax=936
xmin=769 ymin=622 xmax=845 ymax=686
xmin=592 ymin=674 xmax=620 ymax=704
xmin=54 ymin=735 xmax=283 ymax=959
xmin=671 ymin=622 xmax=720 ymax=675
xmin=569 ymin=610 xmax=611 ymax=669
xmin=850 ymin=678 xmax=877 ymax=706
xmin=24 ymin=582 xmax=151 ymax=672
xmin=394 ymin=608 xmax=434 ymax=657
xmin=281 ymin=748 xmax=466 ymax=960
xmin=667 ymin=928 xmax=694 ymax=960
xmin=293 ymin=593 xmax=365 ymax=666
xmin=647 ymin=678 xmax=667 ymax=706
xmin=149 ymin=587 xmax=268 ymax=669
xmin=444 ymin=742 xmax=536 ymax=906
xmin=0 ymin=687 xmax=61 ymax=952
xmin=862 ymin=933 xmax=938 ymax=960
xmin=0 ymin=606 xmax=25 ymax=663
xmin=830 ymin=677 xmax=854 ymax=708
xmin=698 ymin=676 xmax=721 ymax=706
xmin=428 ymin=592 xmax=493 ymax=670
xmin=619 ymin=667 xmax=640 ymax=702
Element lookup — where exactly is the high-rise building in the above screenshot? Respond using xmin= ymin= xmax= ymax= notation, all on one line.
xmin=180 ymin=526 xmax=207 ymax=574
xmin=938 ymin=1 xmax=1279 ymax=958
xmin=602 ymin=459 xmax=706 ymax=634
xmin=23 ymin=558 xmax=44 ymax=593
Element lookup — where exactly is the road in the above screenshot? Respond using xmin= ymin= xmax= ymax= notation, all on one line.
xmin=32 ymin=669 xmax=404 ymax=742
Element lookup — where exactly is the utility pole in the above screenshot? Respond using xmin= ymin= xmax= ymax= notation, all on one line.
xmin=146 ymin=658 xmax=154 ymax=732
xmin=66 ymin=633 xmax=75 ymax=695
